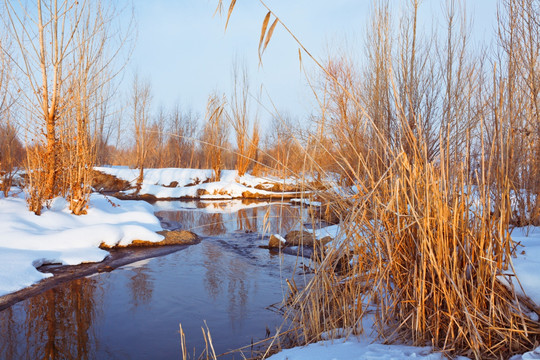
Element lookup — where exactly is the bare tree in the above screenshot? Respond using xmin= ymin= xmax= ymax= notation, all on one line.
xmin=130 ymin=73 xmax=153 ymax=192
xmin=93 ymin=69 xmax=118 ymax=166
xmin=2 ymin=0 xmax=130 ymax=213
xmin=3 ymin=0 xmax=80 ymax=206
xmin=202 ymin=94 xmax=229 ymax=181
xmin=363 ymin=1 xmax=394 ymax=175
xmin=146 ymin=111 xmax=166 ymax=168
xmin=265 ymin=114 xmax=303 ymax=176
xmin=0 ymin=32 xmax=23 ymax=196
xmin=228 ymin=62 xmax=259 ymax=176
xmin=495 ymin=0 xmax=540 ymax=225
xmin=165 ymin=104 xmax=199 ymax=168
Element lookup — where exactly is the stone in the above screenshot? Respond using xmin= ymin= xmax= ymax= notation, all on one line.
xmin=242 ymin=191 xmax=260 ymax=198
xmin=91 ymin=170 xmax=131 ymax=192
xmin=268 ymin=234 xmax=286 ymax=248
xmin=151 ymin=230 xmax=200 ymax=246
xmin=283 ymin=231 xmax=334 ymax=248
xmin=318 ymin=236 xmax=333 ymax=246
xmin=284 ymin=230 xmax=316 ymax=246
xmin=102 ymin=230 xmax=200 ymax=248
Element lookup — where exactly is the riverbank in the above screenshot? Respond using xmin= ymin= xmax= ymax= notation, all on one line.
xmin=0 ymin=244 xmax=190 ymax=311
xmin=94 ymin=166 xmax=307 ymax=201
xmin=0 ymin=191 xmax=165 ymax=297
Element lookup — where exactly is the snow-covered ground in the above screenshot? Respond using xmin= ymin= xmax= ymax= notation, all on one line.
xmin=0 ymin=191 xmax=163 ymax=297
xmin=268 ymin=337 xmax=447 ymax=360
xmin=267 ymin=316 xmax=450 ymax=360
xmin=268 ymin=331 xmax=540 ymax=360
xmin=505 ymin=226 xmax=540 ymax=309
xmin=95 ymin=166 xmax=298 ymax=199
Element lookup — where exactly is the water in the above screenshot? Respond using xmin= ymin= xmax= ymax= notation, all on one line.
xmin=0 ymin=201 xmax=312 ymax=360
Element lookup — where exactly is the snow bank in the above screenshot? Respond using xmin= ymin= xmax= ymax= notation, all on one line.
xmin=95 ymin=166 xmax=213 ymax=187
xmin=507 ymin=226 xmax=540 ymax=307
xmin=0 ymin=193 xmax=163 ymax=297
xmin=267 ymin=337 xmax=446 ymax=360
xmin=306 ymin=224 xmax=341 ymax=240
xmin=94 ymin=166 xmax=298 ymax=199
xmin=268 ymin=335 xmax=540 ymax=360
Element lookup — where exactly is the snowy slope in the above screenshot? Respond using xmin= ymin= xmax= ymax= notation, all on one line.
xmin=95 ymin=166 xmax=298 ymax=199
xmin=0 ymin=193 xmax=163 ymax=297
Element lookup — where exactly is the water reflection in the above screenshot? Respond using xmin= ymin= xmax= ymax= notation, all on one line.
xmin=203 ymin=241 xmax=225 ymax=299
xmin=226 ymin=254 xmax=249 ymax=330
xmin=237 ymin=208 xmax=256 ymax=232
xmin=0 ymin=277 xmax=102 ymax=360
xmin=155 ymin=210 xmax=228 ymax=236
xmin=129 ymin=264 xmax=154 ymax=308
xmin=203 ymin=213 xmax=227 ymax=236
xmin=0 ymin=202 xmax=310 ymax=359
xmin=0 ymin=308 xmax=18 ymax=359
xmin=155 ymin=202 xmax=306 ymax=236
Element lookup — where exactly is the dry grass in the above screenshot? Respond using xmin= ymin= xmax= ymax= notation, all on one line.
xmin=24 ymin=144 xmax=48 ymax=215
xmin=0 ymin=122 xmax=24 ymax=196
xmin=282 ymin=130 xmax=540 ymax=359
xmin=202 ymin=94 xmax=229 ymax=181
xmin=179 ymin=322 xmax=217 ymax=360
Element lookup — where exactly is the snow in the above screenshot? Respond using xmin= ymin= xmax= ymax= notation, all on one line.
xmin=267 ymin=316 xmax=448 ymax=360
xmin=95 ymin=166 xmax=213 ymax=188
xmin=0 ymin=193 xmax=163 ymax=297
xmin=511 ymin=346 xmax=540 ymax=360
xmin=273 ymin=234 xmax=287 ymax=244
xmin=291 ymin=198 xmax=322 ymax=207
xmin=94 ymin=166 xmax=298 ymax=199
xmin=505 ymin=226 xmax=540 ymax=306
xmin=267 ymin=337 xmax=446 ymax=360
xmin=306 ymin=224 xmax=341 ymax=240
xmin=268 ymin=335 xmax=540 ymax=360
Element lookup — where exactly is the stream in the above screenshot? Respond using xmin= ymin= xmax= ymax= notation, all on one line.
xmin=0 ymin=201 xmax=312 ymax=360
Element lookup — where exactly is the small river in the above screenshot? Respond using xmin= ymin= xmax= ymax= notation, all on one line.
xmin=0 ymin=201 xmax=312 ymax=360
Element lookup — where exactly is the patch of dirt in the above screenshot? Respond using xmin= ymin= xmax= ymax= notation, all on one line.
xmin=100 ymin=230 xmax=200 ymax=248
xmin=111 ymin=192 xmax=158 ymax=203
xmin=196 ymin=188 xmax=210 ymax=196
xmin=241 ymin=191 xmax=300 ymax=200
xmin=91 ymin=170 xmax=131 ymax=192
xmin=164 ymin=181 xmax=179 ymax=188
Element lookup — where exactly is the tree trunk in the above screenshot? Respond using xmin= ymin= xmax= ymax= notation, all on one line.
xmin=45 ymin=111 xmax=57 ymax=199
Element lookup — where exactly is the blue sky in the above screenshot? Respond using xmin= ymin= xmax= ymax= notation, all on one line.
xmin=127 ymin=0 xmax=499 ymax=124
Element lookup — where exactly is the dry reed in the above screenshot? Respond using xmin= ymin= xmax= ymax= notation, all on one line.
xmin=281 ymin=117 xmax=540 ymax=360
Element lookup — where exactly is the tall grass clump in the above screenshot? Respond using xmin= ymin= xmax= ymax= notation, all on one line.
xmin=287 ymin=131 xmax=540 ymax=358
